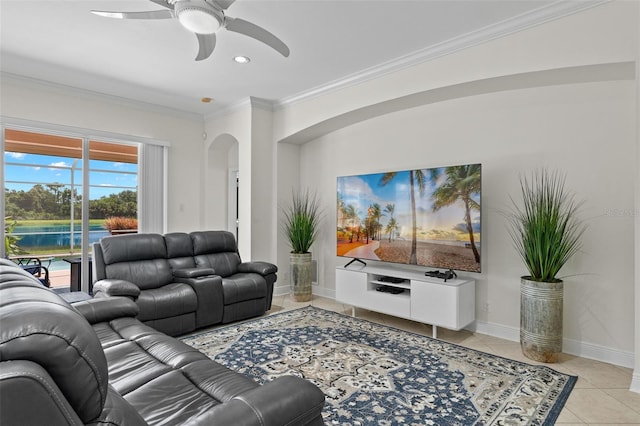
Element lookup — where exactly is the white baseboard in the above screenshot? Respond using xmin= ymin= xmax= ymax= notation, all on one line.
xmin=469 ymin=319 xmax=520 ymax=342
xmin=468 ymin=321 xmax=635 ymax=368
xmin=562 ymin=338 xmax=635 ymax=369
xmin=630 ymin=372 xmax=640 ymax=394
xmin=312 ymin=286 xmax=336 ymax=299
xmin=467 ymin=320 xmax=636 ymax=369
xmin=273 ymin=284 xmax=289 ymax=296
xmin=274 ymin=285 xmax=336 ymax=300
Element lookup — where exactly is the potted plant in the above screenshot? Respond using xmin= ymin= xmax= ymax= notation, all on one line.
xmin=282 ymin=189 xmax=322 ymax=302
xmin=104 ymin=216 xmax=138 ymax=235
xmin=504 ymin=169 xmax=585 ymax=363
xmin=4 ymin=216 xmax=24 ymax=256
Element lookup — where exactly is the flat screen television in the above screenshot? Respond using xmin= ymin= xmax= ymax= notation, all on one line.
xmin=336 ymin=163 xmax=481 ymax=273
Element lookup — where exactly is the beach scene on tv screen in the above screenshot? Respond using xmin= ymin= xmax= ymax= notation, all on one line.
xmin=337 ymin=164 xmax=481 ymax=273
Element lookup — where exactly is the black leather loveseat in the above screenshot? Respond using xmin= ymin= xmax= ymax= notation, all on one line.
xmin=0 ymin=258 xmax=325 ymax=426
xmin=92 ymin=231 xmax=277 ymax=336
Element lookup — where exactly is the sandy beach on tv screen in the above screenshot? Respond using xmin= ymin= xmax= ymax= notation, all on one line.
xmin=373 ymin=239 xmax=480 ymax=273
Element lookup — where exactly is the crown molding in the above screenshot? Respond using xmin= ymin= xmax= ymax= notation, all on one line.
xmin=1 ymin=71 xmax=204 ymax=122
xmin=275 ymin=0 xmax=610 ymax=109
xmin=204 ymin=97 xmax=251 ymax=121
xmin=249 ymin=97 xmax=276 ymax=112
xmin=204 ymin=96 xmax=275 ymax=121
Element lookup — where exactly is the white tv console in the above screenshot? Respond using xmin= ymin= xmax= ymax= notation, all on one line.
xmin=336 ymin=264 xmax=475 ymax=338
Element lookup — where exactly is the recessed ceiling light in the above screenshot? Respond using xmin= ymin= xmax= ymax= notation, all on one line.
xmin=233 ymin=56 xmax=251 ymax=64
xmin=201 ymin=97 xmax=214 ymax=103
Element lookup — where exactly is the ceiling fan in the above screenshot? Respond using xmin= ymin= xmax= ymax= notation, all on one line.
xmin=90 ymin=0 xmax=289 ymax=61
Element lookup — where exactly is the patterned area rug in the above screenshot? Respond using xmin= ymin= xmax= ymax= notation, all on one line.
xmin=181 ymin=307 xmax=576 ymax=425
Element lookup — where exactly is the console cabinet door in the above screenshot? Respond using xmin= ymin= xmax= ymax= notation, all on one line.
xmin=410 ymin=281 xmax=458 ymax=329
xmin=336 ymin=268 xmax=367 ymax=305
xmin=411 ymin=280 xmax=475 ymax=330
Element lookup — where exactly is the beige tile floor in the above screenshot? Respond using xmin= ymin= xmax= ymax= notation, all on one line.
xmin=269 ymin=294 xmax=640 ymax=426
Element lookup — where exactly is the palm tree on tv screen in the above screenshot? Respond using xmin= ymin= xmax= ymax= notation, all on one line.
xmin=380 ymin=170 xmax=427 ymax=264
xmin=384 ymin=203 xmax=397 ymax=241
xmin=370 ymin=203 xmax=384 ymax=240
xmin=344 ymin=204 xmax=359 ymax=242
xmin=431 ymin=164 xmax=481 ymax=264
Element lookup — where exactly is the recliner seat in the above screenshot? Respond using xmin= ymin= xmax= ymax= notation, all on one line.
xmin=92 ymin=230 xmax=277 ymax=336
xmin=190 ymin=231 xmax=277 ymax=323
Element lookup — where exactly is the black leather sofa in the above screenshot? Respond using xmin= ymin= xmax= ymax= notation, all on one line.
xmin=92 ymin=231 xmax=277 ymax=336
xmin=0 ymin=258 xmax=325 ymax=426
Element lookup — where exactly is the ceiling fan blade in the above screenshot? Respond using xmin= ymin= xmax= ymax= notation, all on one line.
xmin=211 ymin=0 xmax=236 ymax=10
xmin=195 ymin=33 xmax=217 ymax=61
xmin=148 ymin=0 xmax=174 ymax=9
xmin=91 ymin=10 xmax=173 ymax=20
xmin=225 ymin=17 xmax=290 ymax=57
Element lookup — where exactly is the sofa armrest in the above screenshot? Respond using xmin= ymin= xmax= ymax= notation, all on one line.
xmin=0 ymin=360 xmax=84 ymax=426
xmin=173 ymin=267 xmax=216 ymax=278
xmin=93 ymin=279 xmax=141 ymax=299
xmin=237 ymin=261 xmax=278 ymax=276
xmin=174 ymin=274 xmax=224 ymax=327
xmin=183 ymin=376 xmax=325 ymax=426
xmin=73 ymin=297 xmax=140 ymax=324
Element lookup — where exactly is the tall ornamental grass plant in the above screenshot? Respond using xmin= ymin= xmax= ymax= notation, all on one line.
xmin=283 ymin=190 xmax=322 ymax=254
xmin=505 ymin=169 xmax=585 ymax=282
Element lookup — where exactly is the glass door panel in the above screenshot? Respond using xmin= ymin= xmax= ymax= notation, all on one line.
xmin=3 ymin=130 xmax=139 ymax=291
xmin=4 ymin=130 xmax=83 ymax=288
xmin=88 ymin=140 xmax=138 ymax=240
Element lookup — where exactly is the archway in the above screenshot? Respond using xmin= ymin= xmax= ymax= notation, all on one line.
xmin=205 ymin=133 xmax=239 ymax=235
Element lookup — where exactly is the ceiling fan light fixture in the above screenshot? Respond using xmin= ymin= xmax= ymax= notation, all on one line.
xmin=175 ymin=2 xmax=222 ymax=34
xmin=233 ymin=56 xmax=250 ymax=64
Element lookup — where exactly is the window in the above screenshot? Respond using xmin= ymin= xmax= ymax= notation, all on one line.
xmin=2 ymin=122 xmax=167 ymax=291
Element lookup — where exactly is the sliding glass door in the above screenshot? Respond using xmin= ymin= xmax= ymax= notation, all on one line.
xmin=3 ymin=128 xmax=138 ymax=290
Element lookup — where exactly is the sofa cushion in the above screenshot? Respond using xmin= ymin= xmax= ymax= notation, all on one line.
xmin=136 ymin=283 xmax=198 ymax=321
xmin=194 ymin=252 xmax=241 ymax=277
xmin=101 ymin=233 xmax=167 ymax=263
xmin=222 ymin=273 xmax=267 ymax=305
xmin=191 ymin=231 xmax=241 ymax=277
xmin=191 ymin=231 xmax=237 ymax=255
xmin=99 ymin=316 xmax=261 ymax=425
xmin=105 ymin=259 xmax=174 ymax=290
xmin=165 ymin=232 xmax=197 ymax=270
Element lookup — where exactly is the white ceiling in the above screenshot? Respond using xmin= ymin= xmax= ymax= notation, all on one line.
xmin=0 ymin=1 xmax=600 ymax=118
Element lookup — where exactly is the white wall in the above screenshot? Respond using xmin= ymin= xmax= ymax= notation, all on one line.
xmin=632 ymin=0 xmax=640 ymax=394
xmin=204 ymin=99 xmax=278 ymax=262
xmin=204 ymin=133 xmax=238 ymax=232
xmin=205 ymin=104 xmax=252 ymax=259
xmin=271 ymin=1 xmax=639 ymax=367
xmin=276 ymin=142 xmax=301 ymax=294
xmin=249 ymin=105 xmax=277 ymax=262
xmin=0 ymin=75 xmax=205 ymax=233
xmin=301 ymin=80 xmax=635 ymax=356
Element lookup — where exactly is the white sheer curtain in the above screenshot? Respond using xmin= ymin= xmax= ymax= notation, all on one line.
xmin=138 ymin=143 xmax=167 ymax=234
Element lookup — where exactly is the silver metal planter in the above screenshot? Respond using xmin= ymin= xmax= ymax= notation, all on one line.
xmin=520 ymin=277 xmax=563 ymax=363
xmin=290 ymin=252 xmax=312 ymax=302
